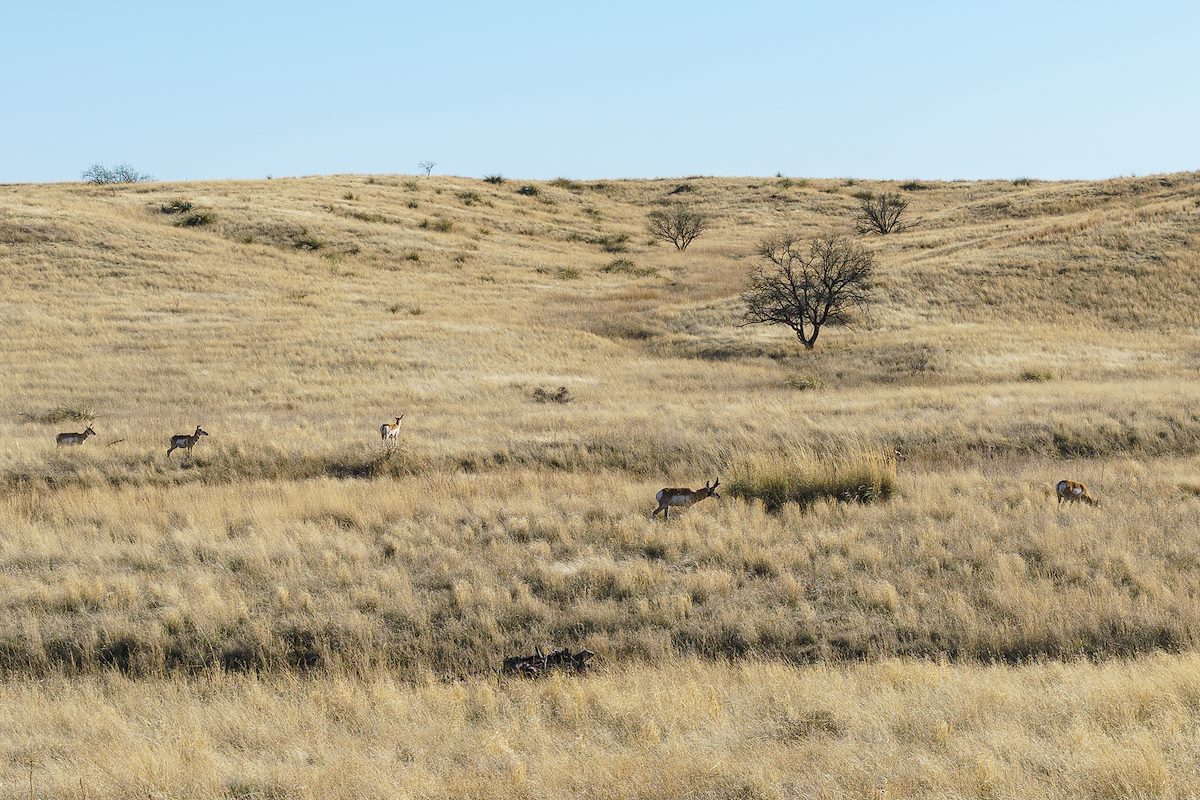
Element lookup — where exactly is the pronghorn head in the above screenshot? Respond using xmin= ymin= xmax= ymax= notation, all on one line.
xmin=394 ymin=414 xmax=405 ymax=425
xmin=195 ymin=426 xmax=209 ymax=437
xmin=705 ymin=478 xmax=720 ymax=500
xmin=84 ymin=426 xmax=96 ymax=437
xmin=893 ymin=447 xmax=906 ymax=462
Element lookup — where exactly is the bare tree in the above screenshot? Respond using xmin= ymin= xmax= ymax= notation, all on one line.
xmin=417 ymin=160 xmax=436 ymax=177
xmin=81 ymin=162 xmax=153 ymax=185
xmin=740 ymin=234 xmax=874 ymax=350
xmin=856 ymin=192 xmax=920 ymax=235
xmin=646 ymin=204 xmax=709 ymax=250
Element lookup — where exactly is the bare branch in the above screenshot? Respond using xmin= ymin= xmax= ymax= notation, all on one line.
xmin=855 ymin=192 xmax=922 ymax=235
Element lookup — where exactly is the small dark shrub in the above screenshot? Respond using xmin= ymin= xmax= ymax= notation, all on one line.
xmin=532 ymin=386 xmax=573 ymax=404
xmin=601 ymin=258 xmax=656 ymax=277
xmin=900 ymin=180 xmax=930 ymax=191
xmin=517 ymin=185 xmax=540 ymax=196
xmin=590 ymin=232 xmax=630 ymax=253
xmin=1013 ymin=177 xmax=1034 ymax=186
xmin=176 ymin=211 xmax=214 ymax=227
xmin=668 ymin=183 xmax=696 ymax=195
xmin=1020 ymin=369 xmax=1055 ymax=382
xmin=458 ymin=190 xmax=482 ymax=206
xmin=483 ymin=174 xmax=506 ymax=184
xmin=160 ymin=199 xmax=194 ymax=214
xmin=342 ymin=192 xmax=358 ymax=200
xmin=549 ymin=177 xmax=583 ymax=191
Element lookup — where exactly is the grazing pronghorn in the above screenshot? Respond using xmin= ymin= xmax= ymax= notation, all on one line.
xmin=1056 ymin=479 xmax=1097 ymax=506
xmin=380 ymin=414 xmax=405 ymax=443
xmin=167 ymin=426 xmax=208 ymax=457
xmin=653 ymin=478 xmax=720 ymax=520
xmin=56 ymin=426 xmax=96 ymax=447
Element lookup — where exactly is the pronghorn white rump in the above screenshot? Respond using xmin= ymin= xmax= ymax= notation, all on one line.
xmin=56 ymin=426 xmax=96 ymax=447
xmin=1056 ymin=479 xmax=1097 ymax=506
xmin=653 ymin=478 xmax=720 ymax=520
xmin=380 ymin=414 xmax=405 ymax=442
xmin=167 ymin=426 xmax=208 ymax=457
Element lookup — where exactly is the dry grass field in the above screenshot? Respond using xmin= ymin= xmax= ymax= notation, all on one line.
xmin=2 ymin=171 xmax=1200 ymax=797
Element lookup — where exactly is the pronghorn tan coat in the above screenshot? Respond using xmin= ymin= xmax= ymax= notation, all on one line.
xmin=56 ymin=426 xmax=96 ymax=447
xmin=380 ymin=414 xmax=405 ymax=442
xmin=653 ymin=479 xmax=720 ymax=520
xmin=1056 ymin=479 xmax=1097 ymax=505
xmin=167 ymin=426 xmax=208 ymax=457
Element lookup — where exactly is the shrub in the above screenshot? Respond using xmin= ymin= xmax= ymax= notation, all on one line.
xmin=532 ymin=386 xmax=573 ymax=404
xmin=601 ymin=258 xmax=656 ymax=277
xmin=159 ymin=199 xmax=193 ymax=214
xmin=176 ymin=211 xmax=214 ymax=227
xmin=590 ymin=232 xmax=630 ymax=253
xmin=900 ymin=180 xmax=930 ymax=191
xmin=342 ymin=192 xmax=358 ymax=201
xmin=81 ymin=162 xmax=153 ymax=185
xmin=729 ymin=451 xmax=896 ymax=511
xmin=647 ymin=205 xmax=709 ymax=251
xmin=517 ymin=185 xmax=540 ymax=196
xmin=405 ymin=251 xmax=420 ymax=262
xmin=668 ymin=183 xmax=696 ymax=195
xmin=785 ymin=374 xmax=825 ymax=391
xmin=856 ymin=192 xmax=922 ymax=235
xmin=1013 ymin=177 xmax=1034 ymax=186
xmin=18 ymin=406 xmax=95 ymax=425
xmin=406 ymin=200 xmax=418 ymax=209
xmin=483 ymin=174 xmax=505 ymax=184
xmin=293 ymin=233 xmax=322 ymax=250
xmin=1020 ymin=369 xmax=1056 ymax=382
xmin=458 ymin=191 xmax=482 ymax=206
xmin=549 ymin=177 xmax=583 ymax=191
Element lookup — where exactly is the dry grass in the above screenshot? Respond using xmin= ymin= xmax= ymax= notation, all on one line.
xmin=5 ymin=655 xmax=1200 ymax=799
xmin=4 ymin=171 xmax=1200 ymax=794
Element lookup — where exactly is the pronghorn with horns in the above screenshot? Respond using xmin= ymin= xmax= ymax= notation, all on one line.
xmin=653 ymin=478 xmax=720 ymax=520
xmin=56 ymin=425 xmax=96 ymax=447
xmin=380 ymin=414 xmax=405 ymax=443
xmin=167 ymin=426 xmax=208 ymax=457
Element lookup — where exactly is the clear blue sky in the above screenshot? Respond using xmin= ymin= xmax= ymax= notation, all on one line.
xmin=3 ymin=1 xmax=1197 ymax=183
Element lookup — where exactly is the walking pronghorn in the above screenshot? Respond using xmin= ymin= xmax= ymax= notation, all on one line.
xmin=56 ymin=426 xmax=96 ymax=447
xmin=167 ymin=426 xmax=208 ymax=458
xmin=380 ymin=414 xmax=405 ymax=443
xmin=653 ymin=478 xmax=720 ymax=520
xmin=1056 ymin=479 xmax=1097 ymax=506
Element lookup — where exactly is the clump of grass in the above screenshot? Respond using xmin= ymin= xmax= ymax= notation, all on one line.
xmin=582 ymin=206 xmax=602 ymax=220
xmin=159 ymin=198 xmax=194 ymax=214
xmin=483 ymin=174 xmax=505 ymax=184
xmin=18 ymin=406 xmax=95 ymax=425
xmin=668 ymin=183 xmax=696 ymax=195
xmin=405 ymin=251 xmax=421 ymax=262
xmin=549 ymin=177 xmax=583 ymax=192
xmin=403 ymin=180 xmax=419 ymax=190
xmin=531 ymin=386 xmax=573 ymax=404
xmin=516 ymin=185 xmax=539 ymax=196
xmin=293 ymin=232 xmax=322 ymax=250
xmin=176 ymin=211 xmax=214 ymax=227
xmin=1020 ymin=369 xmax=1056 ymax=382
xmin=342 ymin=192 xmax=358 ymax=201
xmin=900 ymin=180 xmax=930 ymax=191
xmin=776 ymin=178 xmax=794 ymax=189
xmin=406 ymin=200 xmax=418 ymax=209
xmin=729 ymin=451 xmax=896 ymax=511
xmin=601 ymin=258 xmax=656 ymax=277
xmin=419 ymin=217 xmax=453 ymax=232
xmin=590 ymin=232 xmax=630 ymax=253
xmin=1013 ymin=177 xmax=1034 ymax=186
xmin=785 ymin=374 xmax=825 ymax=391
xmin=458 ymin=190 xmax=482 ymax=206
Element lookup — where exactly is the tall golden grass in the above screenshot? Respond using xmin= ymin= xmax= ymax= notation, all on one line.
xmin=4 ymin=171 xmax=1200 ymax=794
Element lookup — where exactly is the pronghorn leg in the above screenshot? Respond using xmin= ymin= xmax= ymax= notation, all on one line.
xmin=166 ymin=446 xmax=176 ymax=457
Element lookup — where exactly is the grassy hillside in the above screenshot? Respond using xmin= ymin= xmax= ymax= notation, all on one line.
xmin=2 ymin=171 xmax=1200 ymax=797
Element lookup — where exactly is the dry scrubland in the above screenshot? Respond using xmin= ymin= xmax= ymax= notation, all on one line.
xmin=2 ymin=171 xmax=1200 ymax=797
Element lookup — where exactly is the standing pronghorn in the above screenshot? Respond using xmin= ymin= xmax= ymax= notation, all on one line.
xmin=653 ymin=478 xmax=720 ymax=520
xmin=56 ymin=425 xmax=96 ymax=447
xmin=380 ymin=414 xmax=405 ymax=443
xmin=167 ymin=426 xmax=208 ymax=457
xmin=1056 ymin=479 xmax=1097 ymax=506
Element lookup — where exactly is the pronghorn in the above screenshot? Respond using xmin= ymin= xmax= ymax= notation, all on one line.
xmin=167 ymin=426 xmax=208 ymax=457
xmin=1056 ymin=479 xmax=1097 ymax=506
xmin=653 ymin=478 xmax=720 ymax=520
xmin=892 ymin=447 xmax=907 ymax=464
xmin=380 ymin=414 xmax=405 ymax=443
xmin=56 ymin=425 xmax=96 ymax=447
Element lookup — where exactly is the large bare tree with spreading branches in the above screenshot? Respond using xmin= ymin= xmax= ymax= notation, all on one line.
xmin=646 ymin=204 xmax=709 ymax=250
xmin=740 ymin=234 xmax=874 ymax=350
xmin=856 ymin=191 xmax=921 ymax=234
